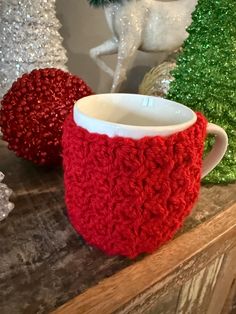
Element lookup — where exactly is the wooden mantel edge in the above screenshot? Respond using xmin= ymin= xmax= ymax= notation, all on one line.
xmin=53 ymin=203 xmax=236 ymax=314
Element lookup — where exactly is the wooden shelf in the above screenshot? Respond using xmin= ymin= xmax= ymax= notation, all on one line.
xmin=0 ymin=140 xmax=235 ymax=314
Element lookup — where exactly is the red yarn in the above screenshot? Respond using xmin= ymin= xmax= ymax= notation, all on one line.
xmin=63 ymin=113 xmax=207 ymax=258
xmin=0 ymin=68 xmax=92 ymax=165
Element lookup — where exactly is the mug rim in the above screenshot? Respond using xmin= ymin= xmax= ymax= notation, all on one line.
xmin=73 ymin=94 xmax=197 ymax=138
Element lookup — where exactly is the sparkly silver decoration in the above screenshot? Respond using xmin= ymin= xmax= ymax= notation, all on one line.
xmin=0 ymin=0 xmax=68 ymax=98
xmin=139 ymin=61 xmax=176 ymax=97
xmin=0 ymin=172 xmax=14 ymax=221
xmin=90 ymin=0 xmax=198 ymax=92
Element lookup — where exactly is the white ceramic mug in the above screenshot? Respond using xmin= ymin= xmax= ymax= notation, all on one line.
xmin=73 ymin=94 xmax=228 ymax=178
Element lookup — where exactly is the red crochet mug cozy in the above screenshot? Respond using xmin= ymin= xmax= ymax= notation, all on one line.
xmin=63 ymin=112 xmax=207 ymax=258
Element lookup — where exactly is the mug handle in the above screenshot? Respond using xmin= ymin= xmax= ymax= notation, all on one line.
xmin=201 ymin=123 xmax=228 ymax=179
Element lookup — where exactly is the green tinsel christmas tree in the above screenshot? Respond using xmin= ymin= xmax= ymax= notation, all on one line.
xmin=88 ymin=0 xmax=123 ymax=7
xmin=167 ymin=0 xmax=236 ymax=184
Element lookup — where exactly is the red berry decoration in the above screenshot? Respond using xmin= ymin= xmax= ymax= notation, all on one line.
xmin=0 ymin=68 xmax=92 ymax=165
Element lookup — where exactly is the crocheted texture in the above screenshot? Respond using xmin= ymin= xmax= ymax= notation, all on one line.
xmin=63 ymin=113 xmax=207 ymax=258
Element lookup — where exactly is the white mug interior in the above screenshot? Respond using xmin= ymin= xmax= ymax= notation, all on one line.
xmin=73 ymin=94 xmax=197 ymax=139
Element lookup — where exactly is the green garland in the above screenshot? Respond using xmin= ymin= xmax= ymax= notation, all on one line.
xmin=167 ymin=0 xmax=236 ymax=184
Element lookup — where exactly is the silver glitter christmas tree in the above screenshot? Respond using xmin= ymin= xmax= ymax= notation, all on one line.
xmin=0 ymin=0 xmax=68 ymax=98
xmin=0 ymin=172 xmax=14 ymax=221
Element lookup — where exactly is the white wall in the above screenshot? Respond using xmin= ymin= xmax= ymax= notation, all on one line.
xmin=56 ymin=0 xmax=167 ymax=93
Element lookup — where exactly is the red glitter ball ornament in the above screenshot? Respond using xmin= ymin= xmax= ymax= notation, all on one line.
xmin=0 ymin=68 xmax=92 ymax=165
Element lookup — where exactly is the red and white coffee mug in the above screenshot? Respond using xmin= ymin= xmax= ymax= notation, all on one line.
xmin=63 ymin=94 xmax=228 ymax=257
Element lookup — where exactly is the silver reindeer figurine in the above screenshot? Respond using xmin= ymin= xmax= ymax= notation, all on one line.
xmin=90 ymin=0 xmax=198 ymax=92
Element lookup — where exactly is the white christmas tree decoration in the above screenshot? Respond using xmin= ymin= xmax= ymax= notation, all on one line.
xmin=0 ymin=172 xmax=14 ymax=222
xmin=0 ymin=0 xmax=68 ymax=98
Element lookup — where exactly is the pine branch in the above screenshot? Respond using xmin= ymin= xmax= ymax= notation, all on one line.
xmin=88 ymin=0 xmax=124 ymax=7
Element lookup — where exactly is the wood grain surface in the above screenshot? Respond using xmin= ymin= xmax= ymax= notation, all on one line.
xmin=53 ymin=204 xmax=236 ymax=314
xmin=0 ymin=140 xmax=236 ymax=314
xmin=208 ymin=246 xmax=236 ymax=314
